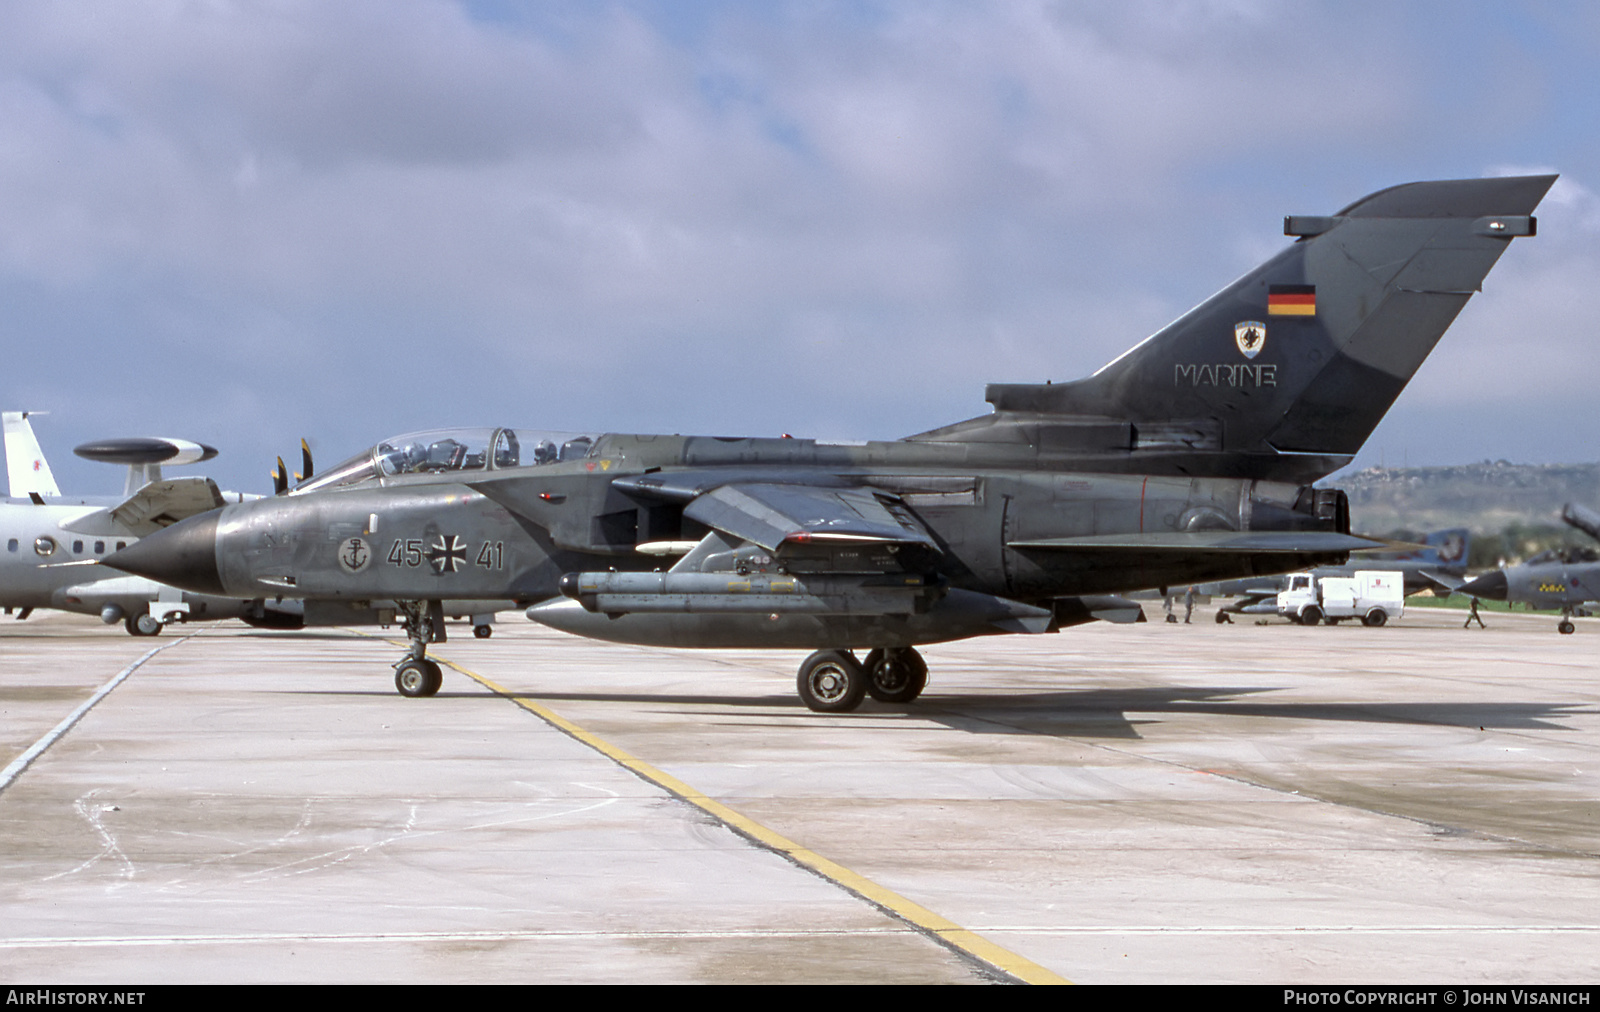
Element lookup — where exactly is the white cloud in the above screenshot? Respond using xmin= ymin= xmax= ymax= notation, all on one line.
xmin=0 ymin=1 xmax=1593 ymax=493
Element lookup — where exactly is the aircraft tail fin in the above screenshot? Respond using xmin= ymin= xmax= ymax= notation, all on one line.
xmin=1563 ymin=503 xmax=1600 ymax=543
xmin=4 ymin=411 xmax=62 ymax=499
xmin=1411 ymin=527 xmax=1471 ymax=570
xmin=949 ymin=175 xmax=1556 ymax=482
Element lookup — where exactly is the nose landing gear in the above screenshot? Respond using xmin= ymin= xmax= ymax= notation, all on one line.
xmin=393 ymin=600 xmax=446 ymax=697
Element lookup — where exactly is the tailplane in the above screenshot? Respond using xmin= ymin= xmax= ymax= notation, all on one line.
xmin=917 ymin=175 xmax=1556 ymax=483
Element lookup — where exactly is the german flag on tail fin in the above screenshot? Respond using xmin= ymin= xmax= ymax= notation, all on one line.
xmin=1267 ymin=284 xmax=1316 ymax=316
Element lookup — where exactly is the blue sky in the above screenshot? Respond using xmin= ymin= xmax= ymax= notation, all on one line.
xmin=2 ymin=1 xmax=1596 ymax=496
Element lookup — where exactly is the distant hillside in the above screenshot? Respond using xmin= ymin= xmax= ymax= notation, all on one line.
xmin=1325 ymin=462 xmax=1600 ymax=564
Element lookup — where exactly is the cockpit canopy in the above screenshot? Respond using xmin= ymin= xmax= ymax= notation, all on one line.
xmin=293 ymin=427 xmax=598 ymax=494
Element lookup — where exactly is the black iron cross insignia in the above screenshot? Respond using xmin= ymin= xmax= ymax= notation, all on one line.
xmin=425 ymin=534 xmax=468 ymax=574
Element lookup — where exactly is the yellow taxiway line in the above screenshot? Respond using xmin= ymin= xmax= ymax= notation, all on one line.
xmin=433 ymin=654 xmax=1070 ymax=985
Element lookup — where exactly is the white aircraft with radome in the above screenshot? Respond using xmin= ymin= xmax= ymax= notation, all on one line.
xmin=0 ymin=411 xmax=294 ymax=634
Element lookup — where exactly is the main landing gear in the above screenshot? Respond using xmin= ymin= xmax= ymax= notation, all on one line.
xmin=393 ymin=600 xmax=445 ymax=698
xmin=1558 ymin=608 xmax=1577 ymax=635
xmin=796 ymin=647 xmax=928 ymax=713
xmin=124 ymin=613 xmax=163 ymax=637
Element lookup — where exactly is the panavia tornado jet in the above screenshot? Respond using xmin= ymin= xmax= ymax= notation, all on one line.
xmin=106 ymin=175 xmax=1554 ymax=710
xmin=1457 ymin=502 xmax=1600 ymax=634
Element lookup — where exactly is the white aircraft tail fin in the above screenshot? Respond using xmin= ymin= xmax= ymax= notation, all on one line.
xmin=3 ymin=411 xmax=62 ymax=499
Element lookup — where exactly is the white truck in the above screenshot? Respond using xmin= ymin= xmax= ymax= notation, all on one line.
xmin=1275 ymin=570 xmax=1405 ymax=627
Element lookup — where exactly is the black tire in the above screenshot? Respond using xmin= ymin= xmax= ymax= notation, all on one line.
xmin=395 ymin=659 xmax=443 ymax=698
xmin=1214 ymin=611 xmax=1230 ymax=624
xmin=1559 ymin=620 xmax=1576 ymax=635
xmin=863 ymin=647 xmax=928 ymax=704
xmin=797 ymin=650 xmax=866 ymax=713
xmin=473 ymin=625 xmax=493 ymax=639
xmin=1301 ymin=605 xmax=1323 ymax=626
xmin=125 ymin=613 xmax=163 ymax=637
xmin=1363 ymin=609 xmax=1388 ymax=628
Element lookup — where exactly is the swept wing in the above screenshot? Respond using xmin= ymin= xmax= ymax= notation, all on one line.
xmin=61 ymin=477 xmax=226 ymax=536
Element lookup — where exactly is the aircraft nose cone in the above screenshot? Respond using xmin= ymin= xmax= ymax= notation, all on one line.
xmin=103 ymin=512 xmax=226 ymax=597
xmin=1457 ymin=569 xmax=1509 ymax=601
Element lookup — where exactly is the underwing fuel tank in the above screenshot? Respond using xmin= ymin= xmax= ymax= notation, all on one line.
xmin=529 ymin=584 xmax=1058 ymax=649
xmin=557 ymin=570 xmax=938 ymax=615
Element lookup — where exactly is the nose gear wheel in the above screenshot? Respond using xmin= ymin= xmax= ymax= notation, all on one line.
xmin=395 ymin=658 xmax=443 ymax=697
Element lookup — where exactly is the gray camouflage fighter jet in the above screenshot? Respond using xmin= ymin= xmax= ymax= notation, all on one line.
xmin=106 ymin=175 xmax=1554 ymax=710
xmin=1456 ymin=503 xmax=1600 ymax=634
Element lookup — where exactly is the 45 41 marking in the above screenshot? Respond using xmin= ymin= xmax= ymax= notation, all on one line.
xmin=386 ymin=537 xmax=505 ymax=573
